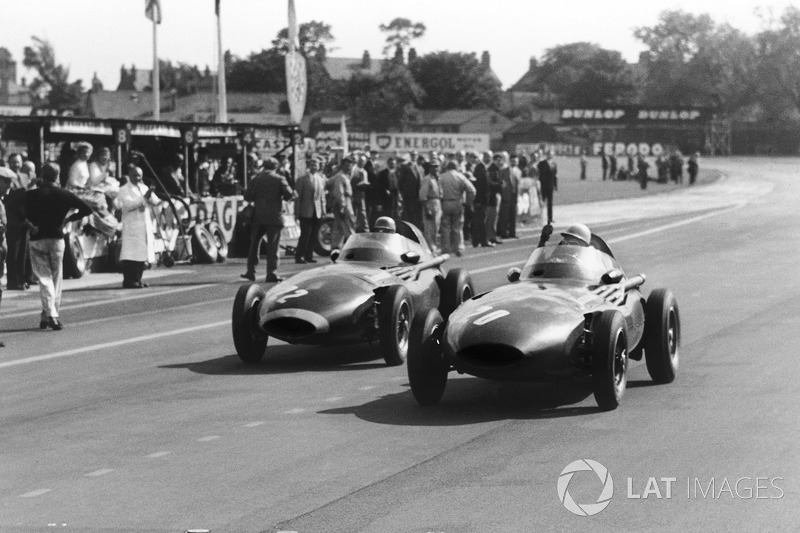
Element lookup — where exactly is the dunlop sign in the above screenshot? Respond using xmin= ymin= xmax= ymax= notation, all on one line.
xmin=370 ymin=133 xmax=490 ymax=153
xmin=561 ymin=107 xmax=707 ymax=123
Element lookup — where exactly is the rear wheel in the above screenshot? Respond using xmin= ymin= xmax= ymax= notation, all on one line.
xmin=592 ymin=310 xmax=628 ymax=411
xmin=644 ymin=289 xmax=680 ymax=384
xmin=232 ymin=283 xmax=268 ymax=364
xmin=407 ymin=308 xmax=448 ymax=406
xmin=191 ymin=224 xmax=218 ymax=263
xmin=378 ymin=285 xmax=414 ymax=366
xmin=439 ymin=268 xmax=474 ymax=320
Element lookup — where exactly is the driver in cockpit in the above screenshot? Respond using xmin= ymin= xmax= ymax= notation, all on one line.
xmin=373 ymin=216 xmax=396 ymax=234
xmin=559 ymin=223 xmax=591 ymax=246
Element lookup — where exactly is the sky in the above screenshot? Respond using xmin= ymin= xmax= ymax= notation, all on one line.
xmin=0 ymin=0 xmax=794 ymax=91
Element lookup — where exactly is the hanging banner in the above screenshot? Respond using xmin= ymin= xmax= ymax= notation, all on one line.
xmin=370 ymin=132 xmax=490 ymax=153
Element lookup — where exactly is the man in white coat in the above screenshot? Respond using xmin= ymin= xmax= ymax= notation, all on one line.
xmin=118 ymin=166 xmax=159 ymax=288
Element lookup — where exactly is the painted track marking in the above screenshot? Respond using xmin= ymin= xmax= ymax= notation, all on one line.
xmin=19 ymin=489 xmax=51 ymax=498
xmin=470 ymin=204 xmax=744 ymax=275
xmin=0 ymin=284 xmax=214 ymax=320
xmin=0 ymin=320 xmax=229 ymax=370
xmin=85 ymin=469 xmax=114 ymax=477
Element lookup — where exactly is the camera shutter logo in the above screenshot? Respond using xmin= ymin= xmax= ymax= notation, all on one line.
xmin=557 ymin=459 xmax=614 ymax=516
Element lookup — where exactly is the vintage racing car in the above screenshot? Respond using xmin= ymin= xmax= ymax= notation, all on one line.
xmin=406 ymin=224 xmax=680 ymax=410
xmin=232 ymin=220 xmax=475 ymax=366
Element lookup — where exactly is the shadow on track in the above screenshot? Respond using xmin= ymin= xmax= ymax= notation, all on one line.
xmin=318 ymin=378 xmax=598 ymax=426
xmin=160 ymin=343 xmax=388 ymax=375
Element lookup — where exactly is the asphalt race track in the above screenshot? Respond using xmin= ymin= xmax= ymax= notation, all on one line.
xmin=1 ymin=157 xmax=798 ymax=532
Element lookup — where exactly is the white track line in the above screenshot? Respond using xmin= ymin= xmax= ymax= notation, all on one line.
xmin=0 ymin=284 xmax=214 ymax=320
xmin=0 ymin=205 xmax=742 ymax=371
xmin=0 ymin=320 xmax=229 ymax=369
xmin=85 ymin=469 xmax=114 ymax=477
xmin=19 ymin=488 xmax=51 ymax=498
xmin=470 ymin=204 xmax=744 ymax=275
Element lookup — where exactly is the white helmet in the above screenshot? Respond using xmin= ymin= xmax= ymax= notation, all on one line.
xmin=561 ymin=223 xmax=591 ymax=245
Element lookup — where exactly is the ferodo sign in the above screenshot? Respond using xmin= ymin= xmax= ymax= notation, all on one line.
xmin=370 ymin=133 xmax=490 ymax=153
xmin=592 ymin=142 xmax=668 ymax=157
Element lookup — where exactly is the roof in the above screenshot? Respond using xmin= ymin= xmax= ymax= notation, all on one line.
xmin=85 ymin=90 xmax=289 ymax=123
xmin=323 ymin=57 xmax=386 ymax=81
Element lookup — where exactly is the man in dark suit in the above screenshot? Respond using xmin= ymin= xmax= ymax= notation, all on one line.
xmin=468 ymin=151 xmax=490 ymax=247
xmin=372 ymin=156 xmax=396 ymax=223
xmin=241 ymin=157 xmax=294 ymax=283
xmin=486 ymin=152 xmax=504 ymax=245
xmin=537 ymin=150 xmax=558 ymax=224
xmin=294 ymin=158 xmax=326 ymax=264
xmin=397 ymin=154 xmax=423 ymax=229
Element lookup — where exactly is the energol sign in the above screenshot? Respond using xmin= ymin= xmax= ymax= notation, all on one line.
xmin=370 ymin=133 xmax=490 ymax=153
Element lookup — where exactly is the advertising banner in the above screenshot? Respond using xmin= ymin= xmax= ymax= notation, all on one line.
xmin=516 ymin=143 xmax=585 ymax=156
xmin=560 ymin=106 xmax=709 ymax=124
xmin=369 ymin=132 xmax=490 ymax=153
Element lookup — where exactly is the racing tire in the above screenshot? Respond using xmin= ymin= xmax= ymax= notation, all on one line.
xmin=191 ymin=224 xmax=218 ymax=264
xmin=378 ymin=285 xmax=414 ymax=366
xmin=232 ymin=283 xmax=269 ymax=365
xmin=206 ymin=221 xmax=229 ymax=263
xmin=592 ymin=310 xmax=628 ymax=411
xmin=644 ymin=288 xmax=680 ymax=384
xmin=407 ymin=308 xmax=448 ymax=406
xmin=63 ymin=232 xmax=86 ymax=279
xmin=313 ymin=215 xmax=335 ymax=257
xmin=170 ymin=196 xmax=193 ymax=231
xmin=439 ymin=268 xmax=475 ymax=320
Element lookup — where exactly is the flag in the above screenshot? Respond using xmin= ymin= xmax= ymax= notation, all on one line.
xmin=340 ymin=115 xmax=349 ymax=156
xmin=145 ymin=0 xmax=161 ymax=24
xmin=287 ymin=0 xmax=298 ymax=52
xmin=215 ymin=0 xmax=220 ymax=16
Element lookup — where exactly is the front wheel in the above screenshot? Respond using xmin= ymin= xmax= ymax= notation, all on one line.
xmin=439 ymin=268 xmax=475 ymax=320
xmin=644 ymin=288 xmax=680 ymax=384
xmin=232 ymin=283 xmax=268 ymax=364
xmin=407 ymin=308 xmax=448 ymax=406
xmin=378 ymin=285 xmax=414 ymax=366
xmin=592 ymin=310 xmax=628 ymax=411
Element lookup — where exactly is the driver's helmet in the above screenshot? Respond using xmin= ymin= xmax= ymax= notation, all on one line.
xmin=560 ymin=223 xmax=591 ymax=246
xmin=374 ymin=216 xmax=396 ymax=234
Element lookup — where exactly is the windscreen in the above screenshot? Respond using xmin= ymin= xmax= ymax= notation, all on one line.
xmin=520 ymin=244 xmax=619 ymax=283
xmin=340 ymin=233 xmax=405 ymax=263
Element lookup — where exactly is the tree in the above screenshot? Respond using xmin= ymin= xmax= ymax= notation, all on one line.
xmin=272 ymin=20 xmax=336 ymax=59
xmin=379 ymin=18 xmax=426 ymax=57
xmin=532 ymin=43 xmax=636 ymax=106
xmin=227 ymin=48 xmax=286 ymax=93
xmin=755 ymin=6 xmax=800 ymax=120
xmin=633 ymin=10 xmax=759 ymax=112
xmin=22 ymin=37 xmax=84 ymax=112
xmin=346 ymin=63 xmax=424 ymax=131
xmin=409 ymin=51 xmax=501 ymax=109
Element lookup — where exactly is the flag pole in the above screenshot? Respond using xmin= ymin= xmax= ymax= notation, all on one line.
xmin=152 ymin=16 xmax=160 ymax=120
xmin=217 ymin=1 xmax=227 ymax=123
